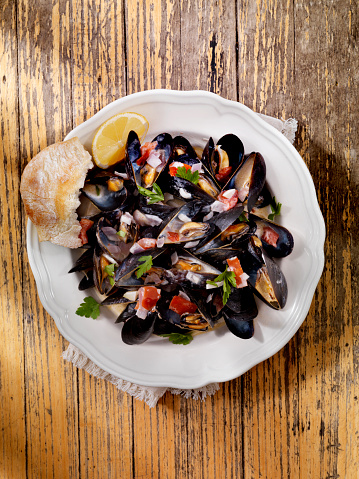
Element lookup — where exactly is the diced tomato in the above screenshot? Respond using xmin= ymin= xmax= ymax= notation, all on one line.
xmin=136 ymin=141 xmax=158 ymax=166
xmin=218 ymin=189 xmax=238 ymax=210
xmin=78 ymin=219 xmax=94 ymax=245
xmin=169 ymin=295 xmax=197 ymax=315
xmin=215 ymin=166 xmax=232 ymax=183
xmin=262 ymin=227 xmax=279 ymax=247
xmin=138 ymin=286 xmax=161 ymax=310
xmin=167 ymin=231 xmax=180 ymax=243
xmin=137 ymin=238 xmax=157 ymax=250
xmin=169 ymin=162 xmax=191 ymax=177
xmin=226 ymin=256 xmax=244 ymax=287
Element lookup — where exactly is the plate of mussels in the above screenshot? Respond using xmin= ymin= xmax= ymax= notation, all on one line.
xmin=26 ymin=90 xmax=325 ymax=388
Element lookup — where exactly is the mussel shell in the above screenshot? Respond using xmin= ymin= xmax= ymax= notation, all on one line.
xmin=223 ymin=314 xmax=255 ymax=339
xmin=81 ymin=183 xmax=127 ymax=212
xmin=121 ymin=311 xmax=157 ymax=345
xmin=78 ymin=271 xmax=95 ymax=290
xmin=166 ymin=176 xmax=215 ymax=204
xmin=172 ymin=136 xmax=198 ymax=160
xmin=97 ymin=216 xmax=137 ymax=262
xmin=153 ymin=315 xmax=188 ymax=335
xmin=181 ymin=287 xmax=215 ymax=327
xmin=125 ymin=130 xmax=142 ymax=185
xmin=93 ymin=246 xmax=115 ymax=295
xmin=247 ymin=252 xmax=288 ymax=310
xmin=115 ymin=302 xmax=137 ymax=324
xmin=69 ymin=247 xmax=94 ymax=273
xmin=100 ymin=288 xmax=130 ymax=306
xmin=225 ymin=287 xmax=258 ymax=319
xmin=140 ymin=133 xmax=173 ymax=187
xmin=250 ymin=214 xmax=294 ymax=258
xmin=225 ymin=152 xmax=266 ymax=213
xmin=211 ymin=134 xmax=244 ymax=186
xmin=201 ymin=137 xmax=215 ymax=173
xmin=114 ymin=247 xmax=168 ymax=286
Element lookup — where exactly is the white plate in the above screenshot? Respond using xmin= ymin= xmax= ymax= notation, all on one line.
xmin=26 ymin=90 xmax=325 ymax=388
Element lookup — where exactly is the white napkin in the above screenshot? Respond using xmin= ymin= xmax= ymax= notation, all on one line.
xmin=62 ymin=113 xmax=298 ymax=408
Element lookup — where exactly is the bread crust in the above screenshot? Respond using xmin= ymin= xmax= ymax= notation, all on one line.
xmin=20 ymin=137 xmax=93 ymax=248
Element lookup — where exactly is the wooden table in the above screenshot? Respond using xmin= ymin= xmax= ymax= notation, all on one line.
xmin=1 ymin=1 xmax=358 ymax=477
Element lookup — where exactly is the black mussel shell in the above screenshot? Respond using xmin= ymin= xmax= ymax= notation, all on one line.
xmin=78 ymin=271 xmax=95 ymax=290
xmin=225 ymin=152 xmax=266 ymax=213
xmin=125 ymin=130 xmax=142 ymax=185
xmin=81 ymin=182 xmax=127 ymax=212
xmin=114 ymin=248 xmax=168 ymax=285
xmin=255 ymin=183 xmax=273 ymax=209
xmin=100 ymin=288 xmax=129 ymax=305
xmin=153 ymin=315 xmax=187 ymax=335
xmin=201 ymin=137 xmax=215 ymax=173
xmin=249 ymin=214 xmax=294 ymax=258
xmin=140 ymin=133 xmax=173 ymax=188
xmin=223 ymin=313 xmax=255 ymax=339
xmin=121 ymin=312 xmax=157 ymax=345
xmin=115 ymin=302 xmax=137 ymax=324
xmin=247 ymin=252 xmax=288 ymax=310
xmin=166 ymin=176 xmax=215 ymax=204
xmin=225 ymin=287 xmax=258 ymax=319
xmin=69 ymin=247 xmax=94 ymax=273
xmin=211 ymin=134 xmax=244 ymax=186
xmin=172 ymin=136 xmax=198 ymax=160
xmin=181 ymin=287 xmax=215 ymax=327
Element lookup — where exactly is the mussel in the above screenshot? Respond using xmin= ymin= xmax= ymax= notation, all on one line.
xmin=210 ymin=134 xmax=244 ymax=187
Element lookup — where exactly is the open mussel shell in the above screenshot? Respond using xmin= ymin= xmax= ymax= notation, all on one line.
xmin=140 ymin=133 xmax=173 ymax=188
xmin=153 ymin=315 xmax=187 ymax=335
xmin=194 ymin=205 xmax=246 ymax=253
xmin=211 ymin=134 xmax=244 ymax=187
xmin=172 ymin=135 xmax=199 ymax=160
xmin=97 ymin=216 xmax=137 ymax=263
xmin=116 ymin=302 xmax=137 ymax=324
xmin=157 ymin=201 xmax=209 ymax=245
xmin=100 ymin=288 xmax=130 ymax=305
xmin=198 ymin=220 xmax=256 ymax=253
xmin=121 ymin=311 xmax=157 ymax=345
xmin=166 ymin=176 xmax=216 ymax=204
xmin=201 ymin=137 xmax=215 ymax=173
xmin=114 ymin=247 xmax=168 ymax=287
xmin=93 ymin=246 xmax=116 ymax=296
xmin=78 ymin=271 xmax=95 ymax=290
xmin=81 ymin=181 xmax=127 ymax=212
xmin=181 ymin=286 xmax=215 ymax=328
xmin=125 ymin=130 xmax=142 ymax=186
xmin=69 ymin=247 xmax=94 ymax=273
xmin=247 ymin=251 xmax=288 ymax=310
xmin=225 ymin=152 xmax=266 ymax=213
xmin=249 ymin=214 xmax=294 ymax=258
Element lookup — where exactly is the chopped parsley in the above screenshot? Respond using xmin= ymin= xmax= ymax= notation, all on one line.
xmin=117 ymin=230 xmax=126 ymax=238
xmin=268 ymin=196 xmax=282 ymax=221
xmin=238 ymin=212 xmax=249 ymax=223
xmin=135 ymin=255 xmax=153 ymax=279
xmin=206 ymin=266 xmax=236 ymax=306
xmin=104 ymin=263 xmax=116 ymax=286
xmin=176 ymin=166 xmax=199 ymax=185
xmin=160 ymin=332 xmax=193 ymax=345
xmin=76 ymin=296 xmax=100 ymax=319
xmin=137 ymin=182 xmax=164 ymax=204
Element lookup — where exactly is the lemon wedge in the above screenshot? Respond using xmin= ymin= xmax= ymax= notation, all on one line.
xmin=91 ymin=112 xmax=149 ymax=168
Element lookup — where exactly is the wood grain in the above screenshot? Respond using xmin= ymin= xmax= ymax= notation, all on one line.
xmin=0 ymin=2 xmax=26 ymax=478
xmin=0 ymin=0 xmax=358 ymax=477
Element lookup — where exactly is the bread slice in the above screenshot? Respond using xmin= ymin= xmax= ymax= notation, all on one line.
xmin=20 ymin=137 xmax=94 ymax=248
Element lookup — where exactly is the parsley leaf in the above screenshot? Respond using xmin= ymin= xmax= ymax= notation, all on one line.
xmin=117 ymin=230 xmax=126 ymax=238
xmin=160 ymin=332 xmax=193 ymax=345
xmin=268 ymin=196 xmax=282 ymax=221
xmin=104 ymin=263 xmax=116 ymax=286
xmin=137 ymin=182 xmax=164 ymax=204
xmin=76 ymin=296 xmax=100 ymax=319
xmin=135 ymin=255 xmax=153 ymax=279
xmin=238 ymin=212 xmax=249 ymax=223
xmin=175 ymin=166 xmax=199 ymax=185
xmin=206 ymin=266 xmax=236 ymax=306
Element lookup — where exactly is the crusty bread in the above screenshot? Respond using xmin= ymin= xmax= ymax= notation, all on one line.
xmin=20 ymin=137 xmax=94 ymax=248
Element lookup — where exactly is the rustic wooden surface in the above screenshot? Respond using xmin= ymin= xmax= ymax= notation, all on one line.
xmin=0 ymin=0 xmax=358 ymax=477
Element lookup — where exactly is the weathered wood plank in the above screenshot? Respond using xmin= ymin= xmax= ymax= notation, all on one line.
xmin=294 ymin=1 xmax=359 ymax=477
xmin=17 ymin=1 xmax=79 ymax=477
xmin=0 ymin=2 xmax=26 ymax=478
xmin=236 ymin=1 xmax=300 ymax=478
xmin=70 ymin=1 xmax=134 ymax=477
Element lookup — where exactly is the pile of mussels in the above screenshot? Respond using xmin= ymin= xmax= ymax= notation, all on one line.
xmin=70 ymin=131 xmax=294 ymax=345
